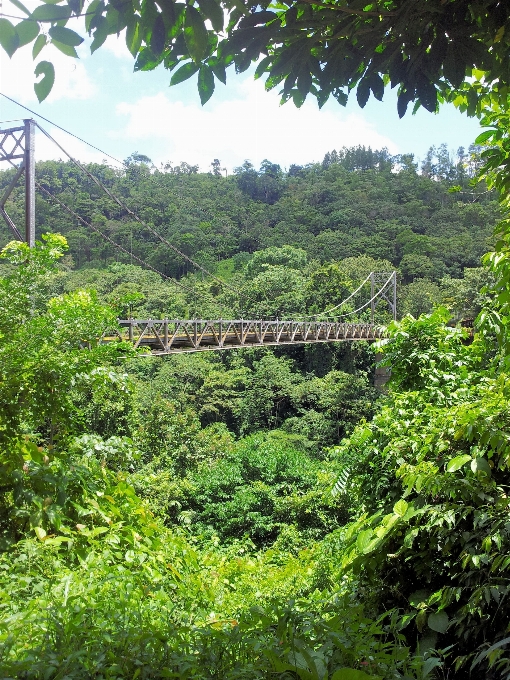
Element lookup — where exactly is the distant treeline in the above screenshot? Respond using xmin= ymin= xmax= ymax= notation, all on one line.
xmin=0 ymin=143 xmax=497 ymax=287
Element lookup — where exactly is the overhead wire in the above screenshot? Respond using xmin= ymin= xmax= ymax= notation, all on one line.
xmin=0 ymin=103 xmax=391 ymax=317
xmin=1 ymin=153 xmax=191 ymax=292
xmin=35 ymin=180 xmax=194 ymax=293
xmin=35 ymin=122 xmax=239 ymax=293
xmin=0 ymin=93 xmax=125 ymax=167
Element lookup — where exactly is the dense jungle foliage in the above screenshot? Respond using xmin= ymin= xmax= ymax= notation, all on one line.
xmin=1 ymin=141 xmax=510 ymax=679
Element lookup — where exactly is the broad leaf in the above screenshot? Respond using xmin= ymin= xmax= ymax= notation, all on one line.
xmin=208 ymin=56 xmax=226 ymax=84
xmin=34 ymin=526 xmax=47 ymax=540
xmin=393 ymin=499 xmax=408 ymax=517
xmin=443 ymin=44 xmax=466 ymax=88
xmin=150 ymin=14 xmax=166 ymax=57
xmin=51 ymin=39 xmax=78 ymax=57
xmin=170 ymin=61 xmax=200 ymax=85
xmin=471 ymin=456 xmax=491 ymax=475
xmin=31 ymin=4 xmax=72 ymax=22
xmin=34 ymin=60 xmax=55 ymax=102
xmin=446 ymin=454 xmax=471 ymax=472
xmin=356 ymin=529 xmax=373 ymax=554
xmin=356 ymin=77 xmax=370 ymax=108
xmin=126 ymin=20 xmax=141 ymax=57
xmin=475 ymin=130 xmax=496 ymax=144
xmin=198 ymin=64 xmax=215 ymax=104
xmin=0 ymin=18 xmax=19 ymax=57
xmin=16 ymin=19 xmax=39 ymax=47
xmin=90 ymin=17 xmax=110 ymax=54
xmin=422 ymin=657 xmax=442 ymax=678
xmin=369 ymin=72 xmax=384 ymax=101
xmin=428 ymin=611 xmax=449 ymax=633
xmin=184 ymin=5 xmax=208 ymax=62
xmin=48 ymin=26 xmax=84 ymax=47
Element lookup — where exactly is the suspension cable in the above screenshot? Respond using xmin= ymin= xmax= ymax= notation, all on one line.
xmin=318 ymin=272 xmax=372 ymax=316
xmin=35 ymin=181 xmax=194 ymax=294
xmin=35 ymin=123 xmax=238 ymax=293
xmin=0 ymin=92 xmax=125 ymax=167
xmin=321 ymin=272 xmax=395 ymax=319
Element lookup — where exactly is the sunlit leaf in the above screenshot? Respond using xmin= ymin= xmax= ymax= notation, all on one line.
xmin=198 ymin=63 xmax=215 ymax=104
xmin=184 ymin=5 xmax=208 ymax=62
xmin=170 ymin=60 xmax=199 ymax=85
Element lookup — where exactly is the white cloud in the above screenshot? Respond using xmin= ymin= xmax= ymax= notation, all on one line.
xmin=115 ymin=77 xmax=397 ymax=172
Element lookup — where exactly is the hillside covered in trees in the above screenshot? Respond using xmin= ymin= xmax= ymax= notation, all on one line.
xmin=1 ymin=142 xmax=509 ymax=679
xmin=0 ymin=143 xmax=499 ymax=323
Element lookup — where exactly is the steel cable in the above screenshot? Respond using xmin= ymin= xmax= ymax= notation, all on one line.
xmin=35 ymin=122 xmax=239 ymax=293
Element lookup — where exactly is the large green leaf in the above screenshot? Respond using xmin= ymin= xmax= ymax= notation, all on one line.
xmin=208 ymin=57 xmax=226 ymax=84
xmin=0 ymin=18 xmax=20 ymax=57
xmin=198 ymin=64 xmax=215 ymax=104
xmin=184 ymin=5 xmax=208 ymax=62
xmin=428 ymin=611 xmax=449 ymax=633
xmin=51 ymin=39 xmax=78 ymax=57
xmin=356 ymin=529 xmax=373 ymax=554
xmin=48 ymin=25 xmax=84 ymax=47
xmin=443 ymin=44 xmax=466 ymax=88
xmin=471 ymin=456 xmax=491 ymax=475
xmin=393 ymin=499 xmax=408 ymax=517
xmin=90 ymin=17 xmax=110 ymax=54
xmin=170 ymin=61 xmax=200 ymax=85
xmin=446 ymin=454 xmax=471 ymax=472
xmin=31 ymin=4 xmax=71 ymax=22
xmin=475 ymin=130 xmax=496 ymax=144
xmin=356 ymin=77 xmax=371 ymax=108
xmin=15 ymin=19 xmax=39 ymax=47
xmin=34 ymin=60 xmax=55 ymax=102
xmin=125 ymin=19 xmax=141 ymax=57
xmin=150 ymin=14 xmax=166 ymax=57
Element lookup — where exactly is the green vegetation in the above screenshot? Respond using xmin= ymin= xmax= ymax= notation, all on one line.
xmin=0 ymin=142 xmax=499 ymax=324
xmin=2 ymin=0 xmax=509 ymax=116
xmin=1 ymin=141 xmax=510 ymax=678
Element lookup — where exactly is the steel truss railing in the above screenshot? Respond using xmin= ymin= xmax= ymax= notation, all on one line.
xmin=102 ymin=319 xmax=386 ymax=354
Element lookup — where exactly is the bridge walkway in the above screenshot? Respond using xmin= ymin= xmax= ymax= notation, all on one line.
xmin=102 ymin=318 xmax=386 ymax=355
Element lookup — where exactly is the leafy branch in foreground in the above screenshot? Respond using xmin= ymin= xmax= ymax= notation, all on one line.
xmin=1 ymin=0 xmax=509 ymax=112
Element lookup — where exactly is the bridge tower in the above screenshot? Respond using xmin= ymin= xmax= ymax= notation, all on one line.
xmin=0 ymin=119 xmax=36 ymax=247
xmin=370 ymin=271 xmax=397 ymax=322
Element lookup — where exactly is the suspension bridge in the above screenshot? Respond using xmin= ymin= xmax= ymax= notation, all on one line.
xmin=0 ymin=113 xmax=397 ymax=361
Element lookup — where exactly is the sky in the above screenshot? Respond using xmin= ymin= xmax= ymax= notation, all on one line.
xmin=0 ymin=3 xmax=483 ymax=173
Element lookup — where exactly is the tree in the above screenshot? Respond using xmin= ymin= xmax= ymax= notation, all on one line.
xmin=0 ymin=0 xmax=508 ymax=116
xmin=210 ymin=158 xmax=222 ymax=176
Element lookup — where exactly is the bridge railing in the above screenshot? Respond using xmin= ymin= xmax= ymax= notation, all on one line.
xmin=101 ymin=318 xmax=386 ymax=354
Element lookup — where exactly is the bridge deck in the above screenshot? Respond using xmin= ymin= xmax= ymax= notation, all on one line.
xmin=102 ymin=319 xmax=385 ymax=354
